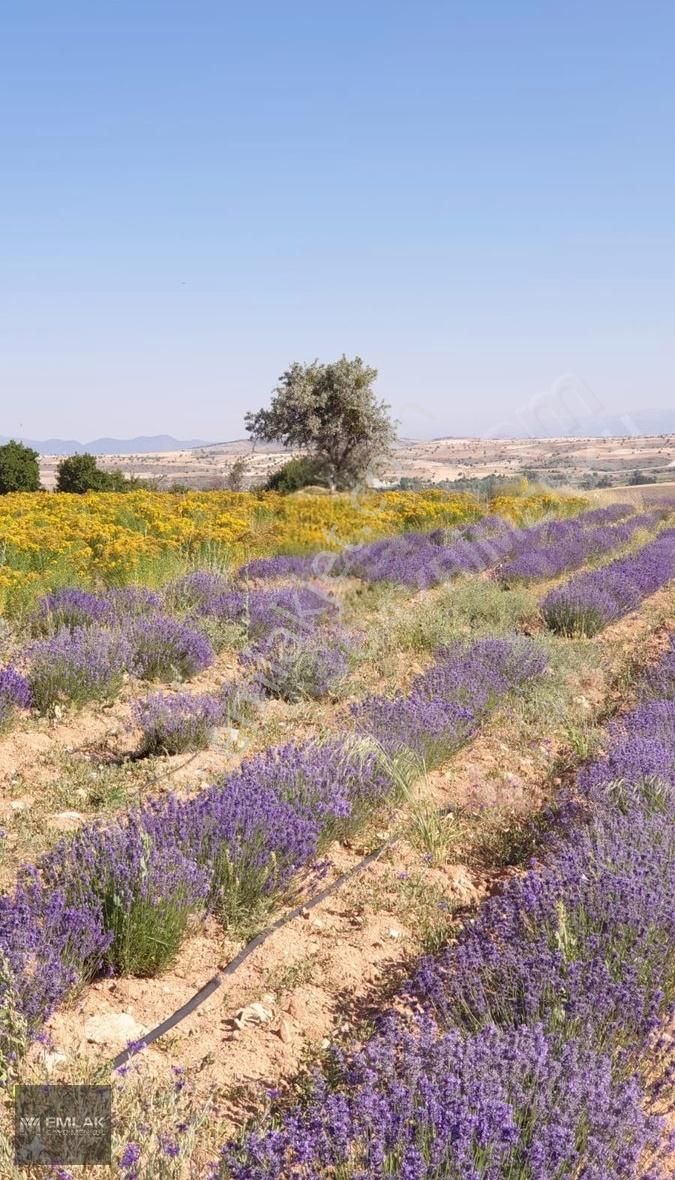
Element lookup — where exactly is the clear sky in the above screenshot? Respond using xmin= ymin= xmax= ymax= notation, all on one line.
xmin=1 ymin=1 xmax=674 ymax=441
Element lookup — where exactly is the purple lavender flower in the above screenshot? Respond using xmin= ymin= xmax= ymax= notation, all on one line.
xmin=542 ymin=529 xmax=675 ymax=635
xmin=119 ymin=1142 xmax=141 ymax=1172
xmin=31 ymin=587 xmax=110 ymax=634
xmin=640 ymin=635 xmax=675 ymax=700
xmin=38 ymin=814 xmax=210 ymax=976
xmin=499 ymin=511 xmax=661 ymax=584
xmin=124 ymin=614 xmax=214 ymax=680
xmin=164 ymin=570 xmax=232 ymax=611
xmin=104 ymin=586 xmax=162 ymax=620
xmin=329 ymin=506 xmax=634 ymax=590
xmin=240 ymin=627 xmax=352 ymax=701
xmin=245 ymin=587 xmax=339 ymax=639
xmin=352 ymin=637 xmax=547 ymax=765
xmin=186 ymin=584 xmax=338 ymax=643
xmin=132 ymin=682 xmax=260 ymax=745
xmin=209 ymin=638 xmax=675 ymax=1179
xmin=237 ymin=554 xmax=320 ymax=581
xmin=214 ymin=1018 xmax=660 ymax=1178
xmin=2 ymin=614 xmax=673 ymax=1135
xmin=27 ymin=627 xmax=131 ymax=711
xmin=0 ymin=874 xmax=110 ymax=1037
xmin=0 ymin=666 xmax=32 ymax=726
xmin=215 ymin=679 xmax=261 ymax=725
xmin=133 ymin=692 xmax=223 ymax=755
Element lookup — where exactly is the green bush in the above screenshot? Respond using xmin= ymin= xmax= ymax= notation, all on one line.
xmin=0 ymin=440 xmax=41 ymax=494
xmin=55 ymin=452 xmax=142 ymax=493
xmin=266 ymin=456 xmax=327 ymax=493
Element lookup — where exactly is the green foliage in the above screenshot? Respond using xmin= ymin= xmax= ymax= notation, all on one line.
xmin=225 ymin=455 xmax=249 ymax=491
xmin=246 ymin=355 xmax=396 ymax=489
xmin=265 ymin=455 xmax=327 ymax=492
xmin=55 ymin=452 xmax=140 ymax=493
xmin=580 ymin=472 xmax=615 ymax=490
xmin=0 ymin=948 xmax=27 ymax=1084
xmin=0 ymin=440 xmax=41 ymax=494
xmin=408 ymin=802 xmax=459 ymax=864
xmin=628 ymin=468 xmax=657 ymax=486
xmin=102 ymin=880 xmax=200 ymax=976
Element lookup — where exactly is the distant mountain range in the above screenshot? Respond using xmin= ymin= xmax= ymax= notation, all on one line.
xmin=2 ymin=407 xmax=674 ymax=455
xmin=0 ymin=434 xmax=212 ymax=455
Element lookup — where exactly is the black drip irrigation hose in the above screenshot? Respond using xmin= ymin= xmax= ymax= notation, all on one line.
xmin=111 ymin=830 xmax=403 ymax=1071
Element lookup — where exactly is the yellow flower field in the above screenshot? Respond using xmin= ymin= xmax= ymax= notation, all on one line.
xmin=0 ymin=486 xmax=586 ymax=614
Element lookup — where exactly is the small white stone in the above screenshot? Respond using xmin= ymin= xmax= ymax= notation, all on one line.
xmin=43 ymin=1051 xmax=68 ymax=1075
xmin=233 ymin=1001 xmax=275 ymax=1030
xmin=84 ymin=1012 xmax=148 ymax=1047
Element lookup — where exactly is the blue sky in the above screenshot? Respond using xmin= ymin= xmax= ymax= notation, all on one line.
xmin=1 ymin=1 xmax=674 ymax=440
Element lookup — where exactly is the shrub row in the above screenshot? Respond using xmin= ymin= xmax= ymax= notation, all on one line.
xmin=0 ymin=635 xmax=548 ymax=1065
xmin=543 ymin=528 xmax=675 ymax=636
xmin=244 ymin=504 xmax=639 ymax=591
xmin=351 ymin=637 xmax=547 ymax=768
xmin=0 ymin=578 xmax=341 ymax=718
xmin=214 ymin=638 xmax=675 ymax=1179
xmin=498 ymin=509 xmax=662 ymax=583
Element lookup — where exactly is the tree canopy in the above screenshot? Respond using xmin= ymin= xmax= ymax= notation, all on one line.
xmin=245 ymin=356 xmax=395 ymax=490
xmin=56 ymin=453 xmax=141 ymax=493
xmin=0 ymin=440 xmax=41 ymax=494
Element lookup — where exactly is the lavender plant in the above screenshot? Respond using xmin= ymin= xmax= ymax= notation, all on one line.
xmin=542 ymin=528 xmax=675 ymax=635
xmin=30 ymin=585 xmax=161 ymax=635
xmin=237 ymin=554 xmax=321 ymax=581
xmin=38 ymin=816 xmax=210 ymax=977
xmin=240 ymin=627 xmax=353 ymax=701
xmin=330 ymin=506 xmax=631 ymax=591
xmin=30 ymin=587 xmax=110 ymax=634
xmin=27 ymin=626 xmax=131 ymax=711
xmin=133 ymin=691 xmax=223 ymax=755
xmin=244 ymin=587 xmax=339 ymax=639
xmin=133 ymin=682 xmax=260 ymax=755
xmin=211 ymin=640 xmax=675 ymax=1180
xmin=0 ymin=666 xmax=31 ymax=728
xmin=124 ymin=614 xmax=214 ymax=680
xmin=104 ymin=586 xmax=162 ymax=621
xmin=2 ymin=624 xmax=670 ymax=1120
xmin=499 ymin=511 xmax=661 ymax=583
xmin=215 ymin=1018 xmax=661 ymax=1179
xmin=352 ymin=637 xmax=548 ymax=767
xmin=163 ymin=569 xmax=232 ymax=612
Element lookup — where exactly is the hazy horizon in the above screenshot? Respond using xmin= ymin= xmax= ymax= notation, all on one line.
xmin=2 ymin=3 xmax=674 ymax=442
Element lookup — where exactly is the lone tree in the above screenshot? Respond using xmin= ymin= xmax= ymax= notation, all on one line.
xmin=0 ymin=440 xmax=41 ymax=493
xmin=245 ymin=356 xmax=395 ymax=490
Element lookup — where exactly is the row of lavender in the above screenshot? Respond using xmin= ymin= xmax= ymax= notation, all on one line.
xmin=498 ymin=509 xmax=662 ymax=582
xmin=543 ymin=527 xmax=675 ymax=636
xmin=214 ymin=639 xmax=675 ymax=1180
xmin=0 ymin=636 xmax=548 ymax=1065
xmin=0 ymin=578 xmax=343 ymax=734
xmin=1 ymin=504 xmax=665 ymax=732
xmin=240 ymin=502 xmax=640 ymax=589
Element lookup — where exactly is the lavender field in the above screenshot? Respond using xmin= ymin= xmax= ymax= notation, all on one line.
xmin=0 ymin=495 xmax=672 ymax=1178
